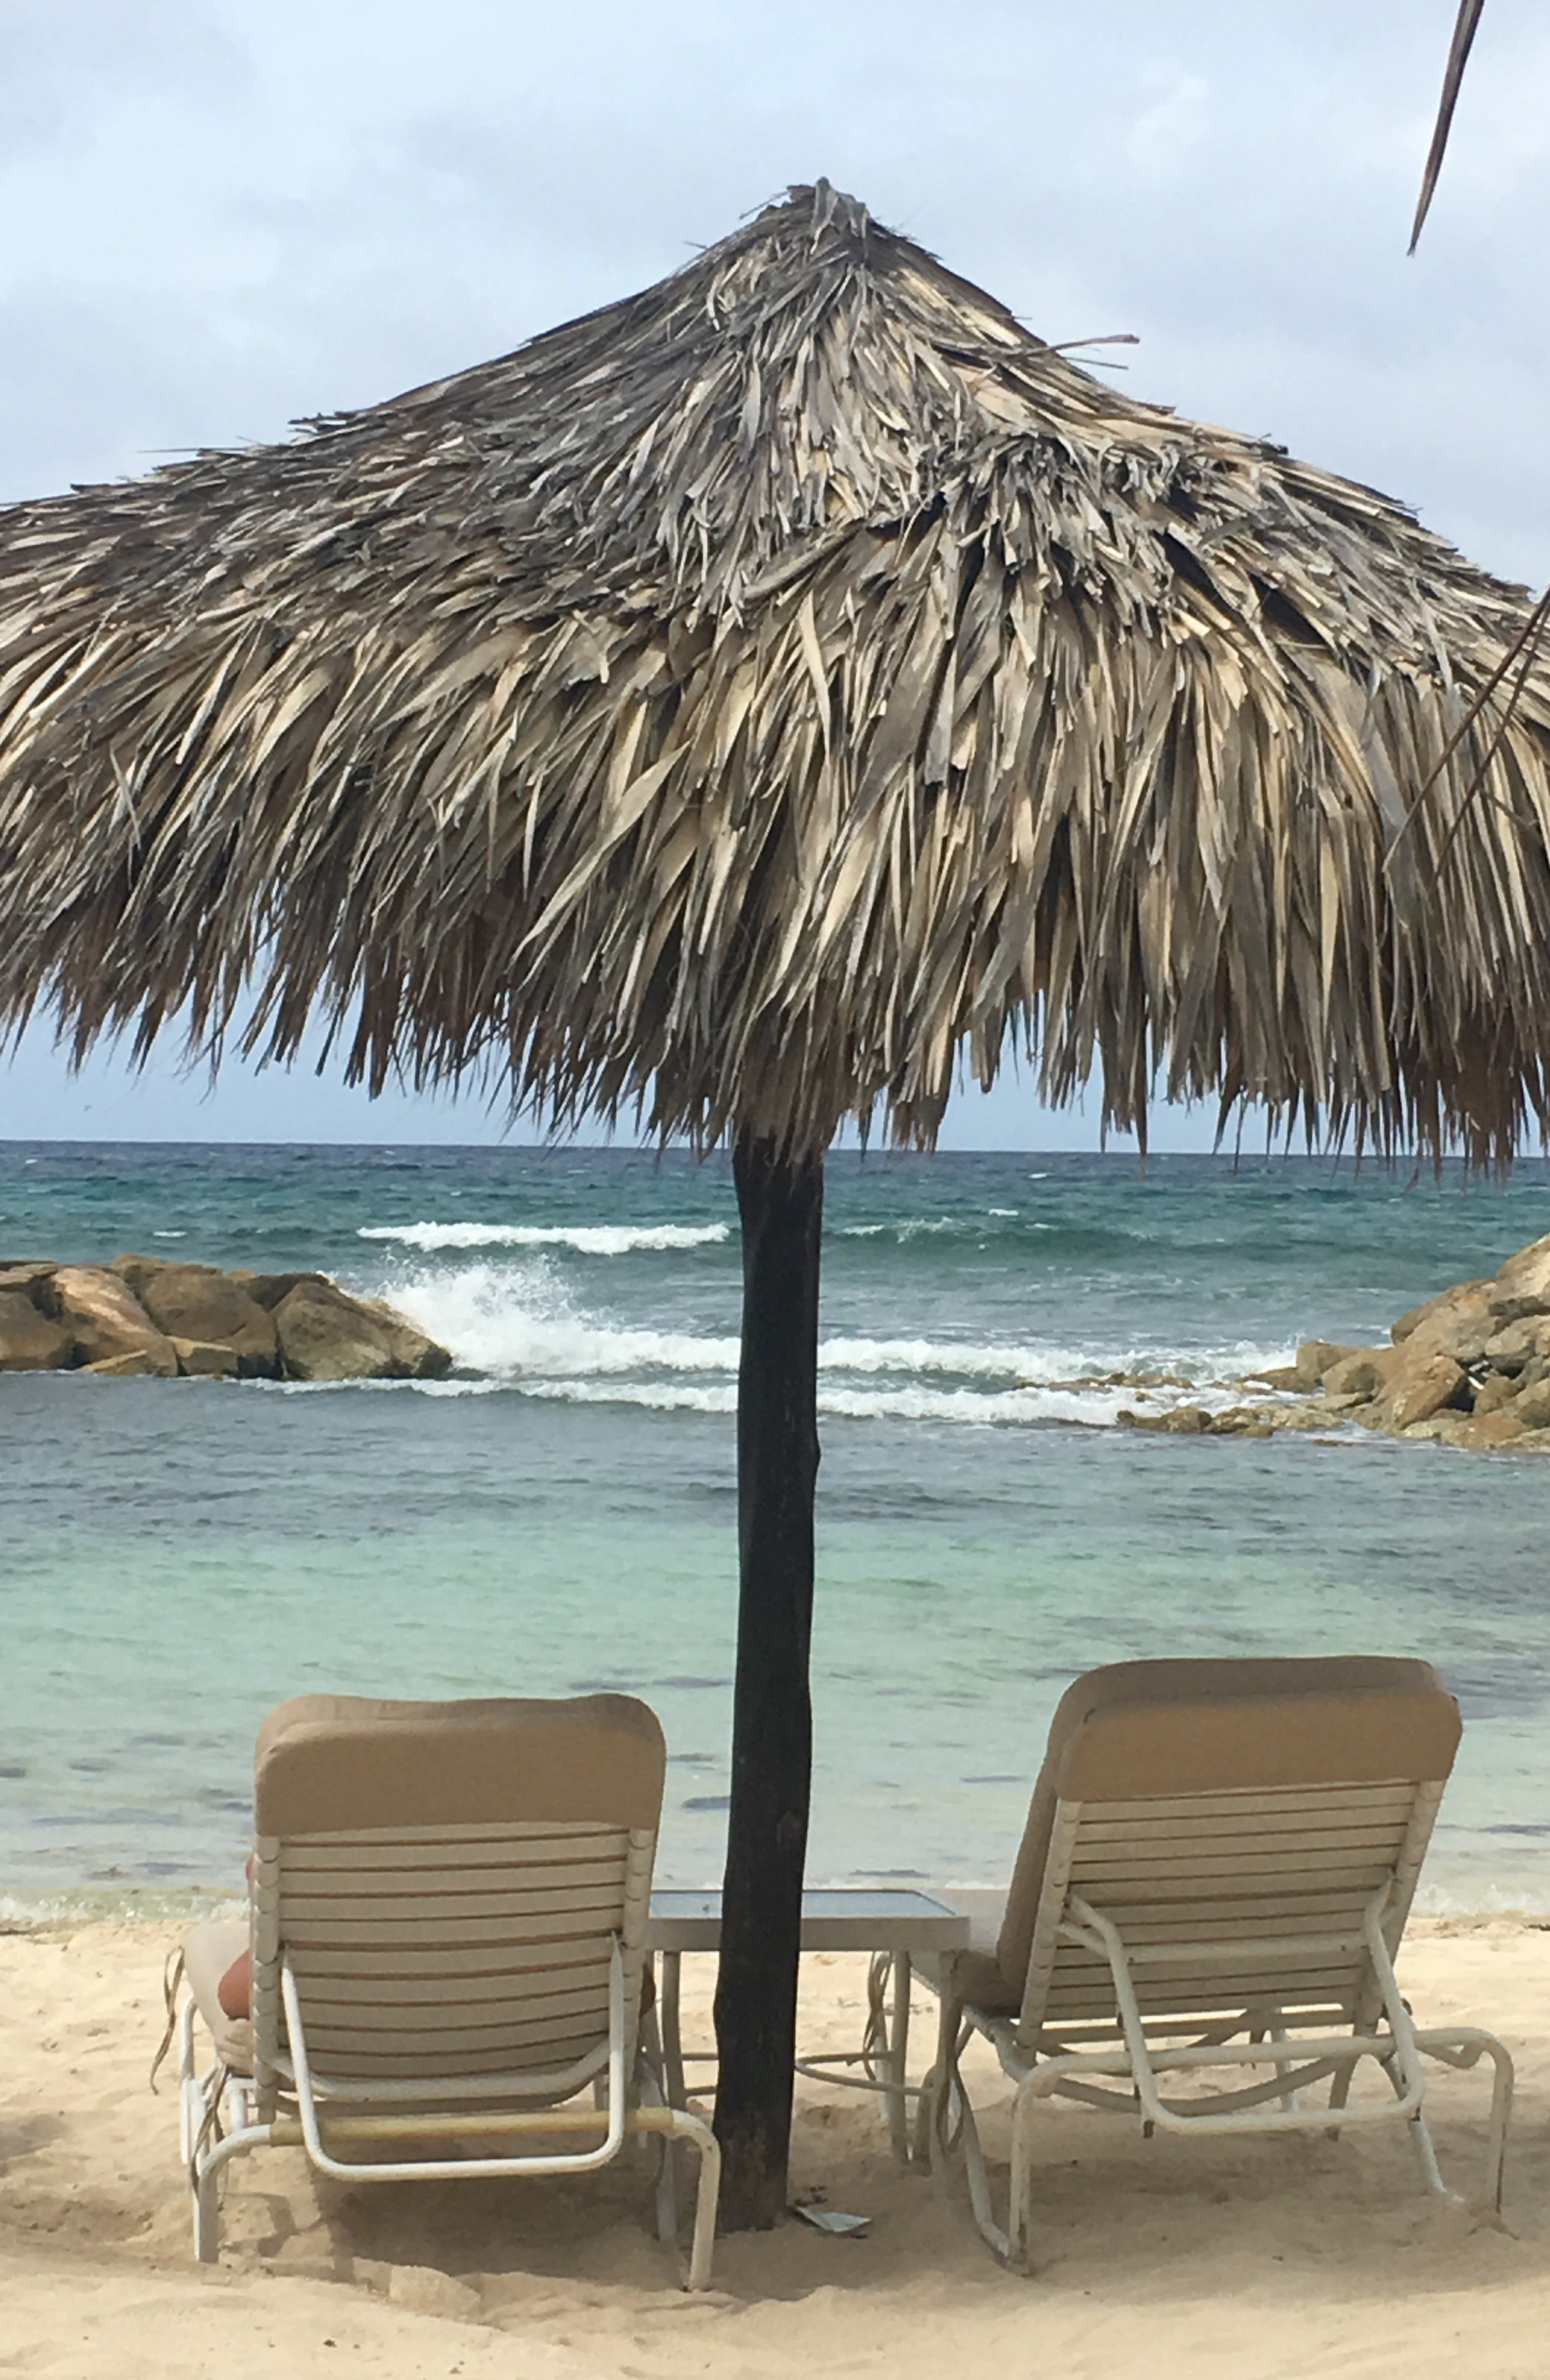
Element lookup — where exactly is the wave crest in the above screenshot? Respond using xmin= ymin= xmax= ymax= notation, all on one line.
xmin=364 ymin=1260 xmax=1293 ymax=1429
xmin=358 ymin=1220 xmax=729 ymax=1255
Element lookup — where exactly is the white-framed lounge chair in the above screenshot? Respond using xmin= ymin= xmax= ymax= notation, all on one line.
xmin=925 ymin=1656 xmax=1512 ymax=2269
xmin=171 ymin=1692 xmax=720 ymax=2286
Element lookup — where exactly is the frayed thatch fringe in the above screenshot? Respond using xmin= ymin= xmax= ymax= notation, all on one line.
xmin=1 ymin=181 xmax=1549 ymax=1162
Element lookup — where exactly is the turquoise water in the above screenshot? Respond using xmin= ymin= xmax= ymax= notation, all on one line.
xmin=4 ymin=1141 xmax=1550 ymax=1914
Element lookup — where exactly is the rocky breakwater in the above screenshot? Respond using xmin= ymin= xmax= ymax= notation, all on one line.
xmin=1113 ymin=1230 xmax=1550 ymax=1452
xmin=0 ymin=1254 xmax=452 ymax=1383
xmin=1247 ymin=1230 xmax=1550 ymax=1452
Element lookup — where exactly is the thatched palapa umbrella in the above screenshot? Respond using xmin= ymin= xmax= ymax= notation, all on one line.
xmin=4 ymin=181 xmax=1550 ymax=2224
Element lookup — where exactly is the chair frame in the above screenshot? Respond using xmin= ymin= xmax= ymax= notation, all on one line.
xmin=929 ymin=1781 xmax=1514 ymax=2269
xmin=179 ymin=1817 xmax=720 ymax=2287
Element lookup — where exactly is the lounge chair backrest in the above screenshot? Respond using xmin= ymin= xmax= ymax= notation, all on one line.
xmin=998 ymin=1658 xmax=1459 ymax=2045
xmin=247 ymin=1693 xmax=665 ymax=2094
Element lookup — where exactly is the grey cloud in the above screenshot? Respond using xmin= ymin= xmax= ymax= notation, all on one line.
xmin=0 ymin=0 xmax=246 ymax=150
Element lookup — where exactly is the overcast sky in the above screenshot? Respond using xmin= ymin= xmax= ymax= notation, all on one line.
xmin=3 ymin=0 xmax=1548 ymax=1149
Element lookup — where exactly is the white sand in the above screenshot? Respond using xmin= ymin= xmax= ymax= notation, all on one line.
xmin=4 ymin=1920 xmax=1550 ymax=2377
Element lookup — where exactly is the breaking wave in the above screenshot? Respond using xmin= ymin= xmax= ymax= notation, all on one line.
xmin=358 ymin=1221 xmax=729 ymax=1256
xmin=365 ymin=1259 xmax=1294 ymax=1429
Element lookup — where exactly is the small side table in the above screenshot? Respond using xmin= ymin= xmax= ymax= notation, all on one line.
xmin=645 ymin=1887 xmax=969 ymax=2163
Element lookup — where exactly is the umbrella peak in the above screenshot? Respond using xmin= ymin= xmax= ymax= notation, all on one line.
xmin=253 ymin=178 xmax=1214 ymax=649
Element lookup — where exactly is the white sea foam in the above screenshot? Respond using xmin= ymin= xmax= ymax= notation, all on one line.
xmin=509 ymin=1376 xmax=1183 ymax=1428
xmin=837 ymin=1213 xmax=1043 ymax=1240
xmin=367 ymin=1259 xmax=1296 ymax=1427
xmin=385 ymin=1260 xmax=740 ymax=1377
xmin=837 ymin=1218 xmax=962 ymax=1240
xmin=817 ymin=1334 xmax=1079 ymax=1380
xmin=528 ymin=1378 xmax=739 ymax=1415
xmin=358 ymin=1220 xmax=729 ymax=1256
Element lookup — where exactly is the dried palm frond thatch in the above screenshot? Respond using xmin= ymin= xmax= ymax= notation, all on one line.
xmin=1 ymin=180 xmax=1549 ymax=1162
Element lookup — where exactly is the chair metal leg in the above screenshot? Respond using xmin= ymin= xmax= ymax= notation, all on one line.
xmin=886 ymin=1953 xmax=914 ymax=2163
xmin=660 ymin=1952 xmax=687 ymax=2112
xmin=1412 ymin=2027 xmax=1516 ymax=2214
xmin=636 ymin=2047 xmax=682 ymax=2244
xmin=1006 ymin=2076 xmax=1039 ymax=2273
xmin=657 ymin=2106 xmax=721 ymax=2291
xmin=193 ymin=2163 xmax=220 ymax=2263
xmin=956 ymin=2087 xmax=1010 ymax=2261
xmin=190 ymin=2122 xmax=269 ymax=2264
xmin=1325 ymin=2053 xmax=1355 ymax=2140
xmin=1480 ymin=2036 xmax=1515 ymax=2214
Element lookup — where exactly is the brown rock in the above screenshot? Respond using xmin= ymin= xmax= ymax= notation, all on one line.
xmin=82 ymin=1348 xmax=165 ymax=1378
xmin=171 ymin=1337 xmax=242 ymax=1379
xmin=110 ymin=1253 xmax=166 ymax=1287
xmin=1386 ymin=1350 xmax=1467 ymax=1430
xmin=1246 ymin=1364 xmax=1301 ymax=1390
xmin=1403 ymin=1284 xmax=1496 ymax=1366
xmin=1206 ymin=1407 xmax=1276 ymax=1438
xmin=51 ymin=1266 xmax=178 ymax=1375
xmin=261 ymin=1276 xmax=452 ymax=1383
xmin=1488 ymin=1234 xmax=1550 ymax=1321
xmin=1482 ymin=1317 xmax=1550 ymax=1376
xmin=1514 ymin=1377 xmax=1550 ymax=1431
xmin=0 ymin=1289 xmax=74 ymax=1370
xmin=0 ymin=1262 xmax=58 ymax=1296
xmin=1457 ymin=1409 xmax=1526 ymax=1449
xmin=1155 ymin=1405 xmax=1209 ymax=1434
xmin=1292 ymin=1341 xmax=1359 ymax=1391
xmin=113 ymin=1258 xmax=278 ymax=1377
xmin=272 ymin=1281 xmax=401 ymax=1382
xmin=238 ymin=1271 xmax=333 ymax=1313
xmin=1263 ymin=1401 xmax=1329 ymax=1431
xmin=1471 ymin=1369 xmax=1520 ymax=1416
xmin=1321 ymin=1349 xmax=1396 ymax=1400
xmin=360 ymin=1299 xmax=454 ymax=1381
xmin=1402 ymin=1411 xmax=1471 ymax=1446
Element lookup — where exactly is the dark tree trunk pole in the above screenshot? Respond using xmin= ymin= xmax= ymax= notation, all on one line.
xmin=712 ymin=1128 xmax=825 ymax=2229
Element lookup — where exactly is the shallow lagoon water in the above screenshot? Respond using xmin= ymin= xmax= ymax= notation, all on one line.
xmin=3 ymin=1142 xmax=1550 ymax=1914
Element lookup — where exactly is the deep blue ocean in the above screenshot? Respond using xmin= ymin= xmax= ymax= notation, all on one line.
xmin=4 ymin=1140 xmax=1550 ymax=1915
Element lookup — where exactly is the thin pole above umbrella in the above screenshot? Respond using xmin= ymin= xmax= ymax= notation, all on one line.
xmin=3 ymin=181 xmax=1550 ymax=2223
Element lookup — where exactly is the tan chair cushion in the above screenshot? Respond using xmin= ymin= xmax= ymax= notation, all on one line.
xmin=183 ymin=1917 xmax=253 ymax=2073
xmin=254 ymin=1692 xmax=666 ymax=1838
xmin=993 ymin=1656 xmax=1460 ymax=2000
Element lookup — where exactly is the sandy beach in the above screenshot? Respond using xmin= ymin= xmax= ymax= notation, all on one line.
xmin=2 ymin=1918 xmax=1549 ymax=2378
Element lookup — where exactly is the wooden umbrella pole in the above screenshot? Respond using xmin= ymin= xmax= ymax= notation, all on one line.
xmin=712 ymin=1127 xmax=825 ymax=2228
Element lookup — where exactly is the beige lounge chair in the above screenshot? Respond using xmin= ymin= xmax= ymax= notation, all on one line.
xmin=172 ymin=1692 xmax=720 ymax=2285
xmin=925 ymin=1656 xmax=1512 ymax=2267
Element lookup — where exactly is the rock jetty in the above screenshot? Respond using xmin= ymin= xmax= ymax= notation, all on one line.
xmin=1117 ymin=1228 xmax=1550 ymax=1452
xmin=0 ymin=1255 xmax=452 ymax=1383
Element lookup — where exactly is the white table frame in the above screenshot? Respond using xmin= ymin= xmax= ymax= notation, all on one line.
xmin=645 ymin=1888 xmax=968 ymax=2164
